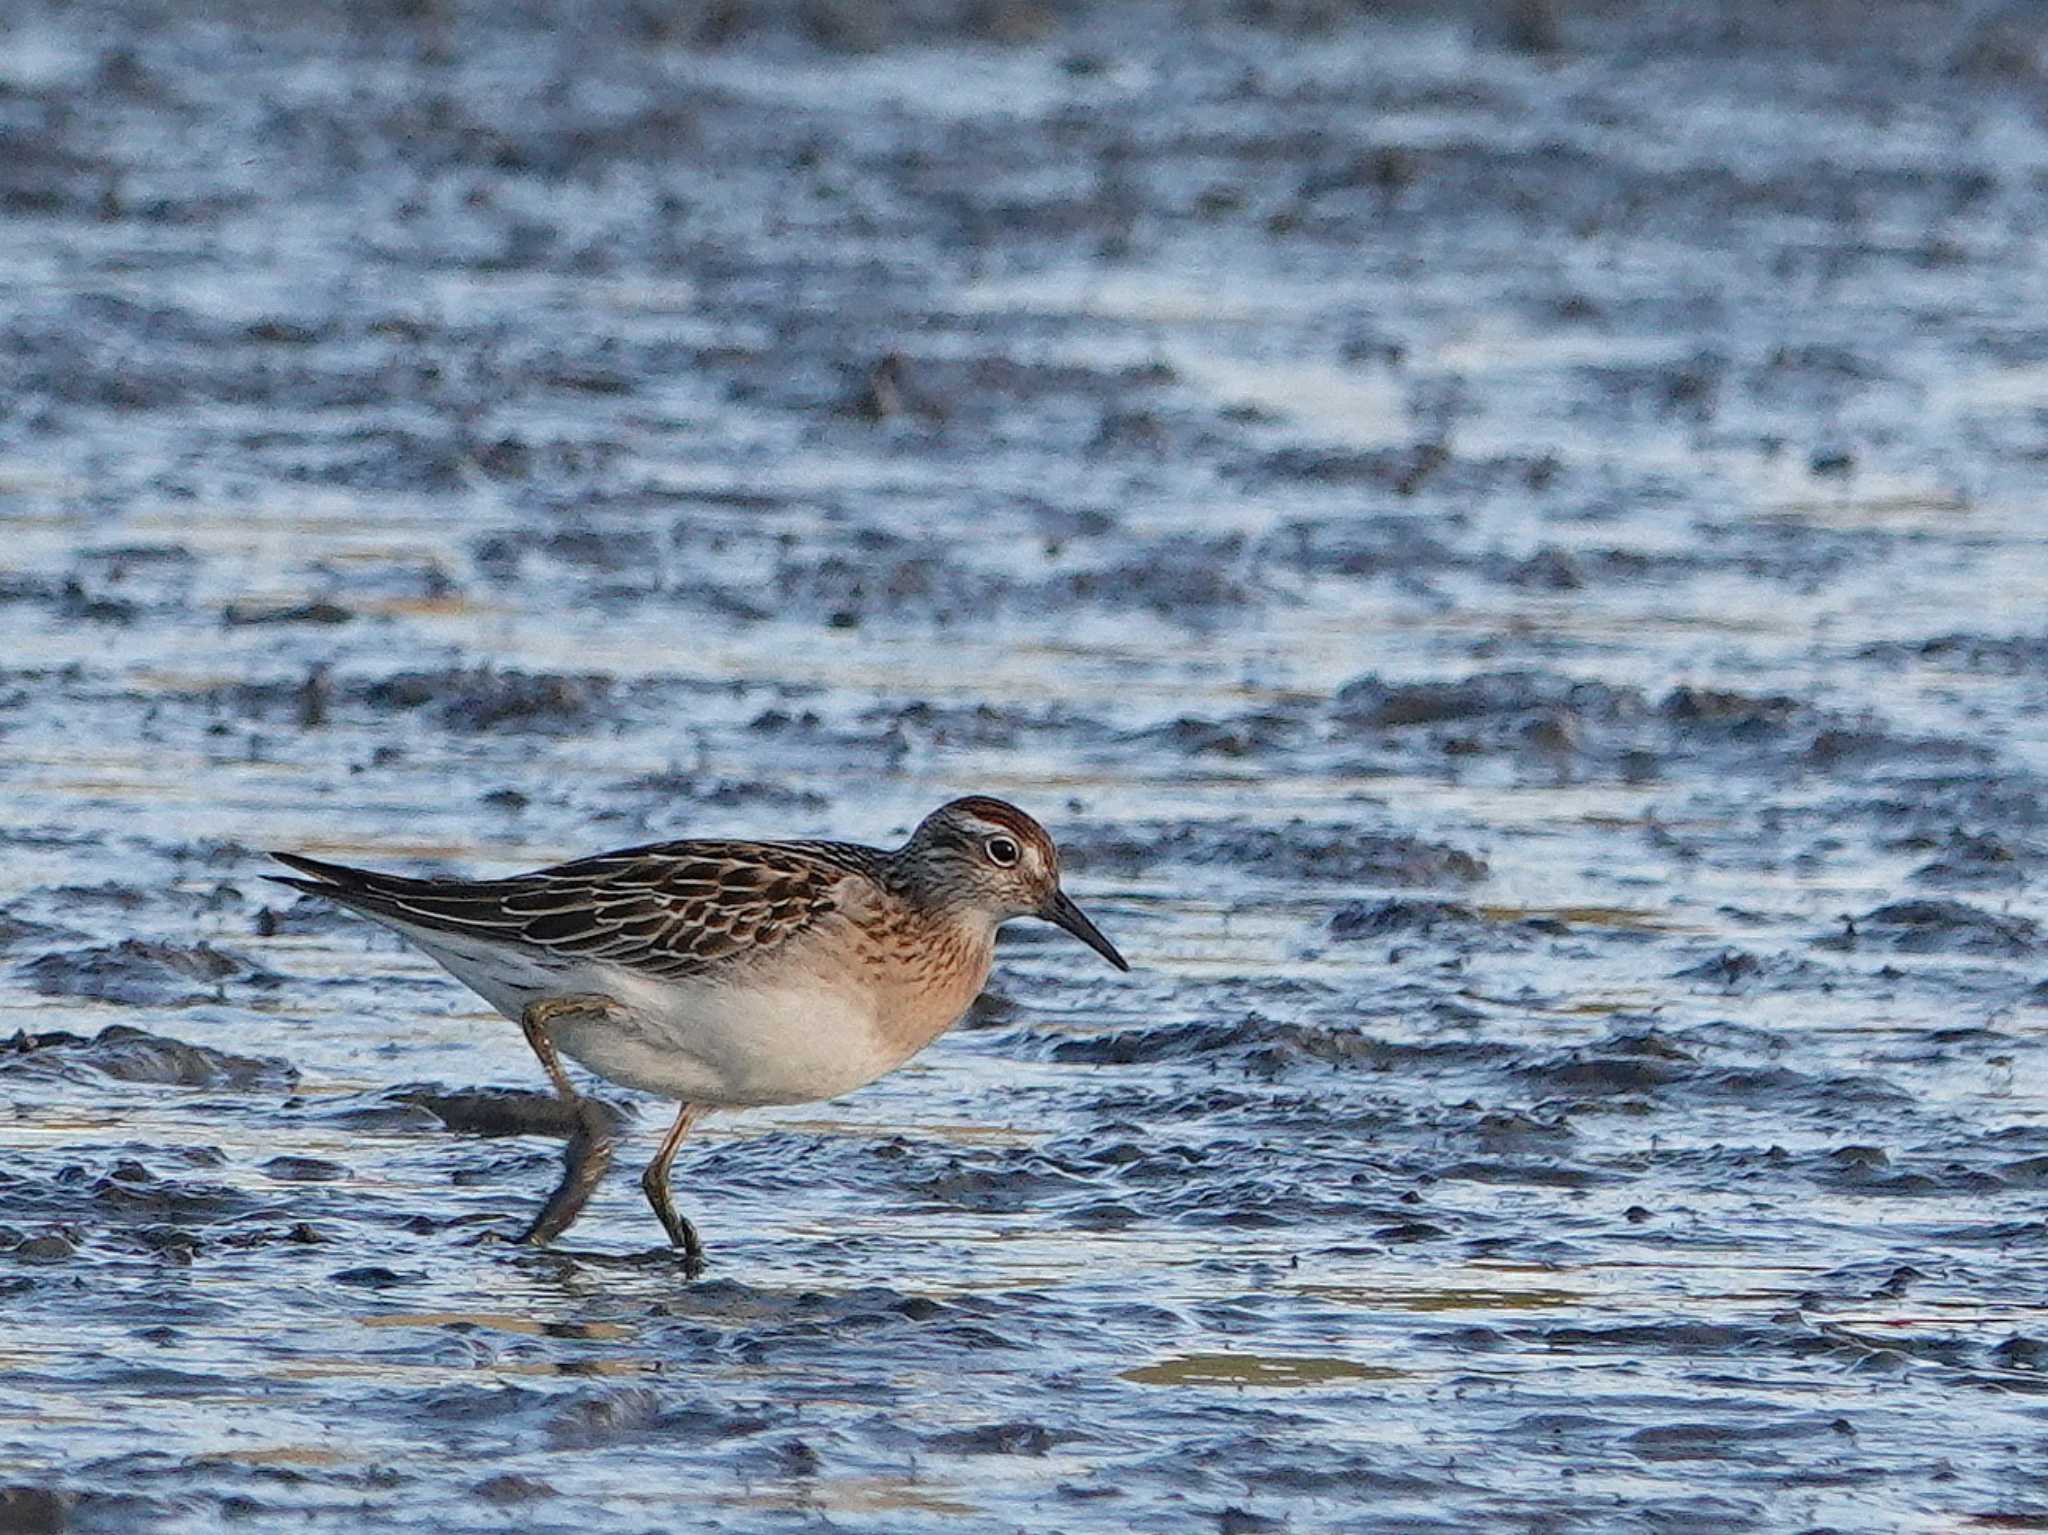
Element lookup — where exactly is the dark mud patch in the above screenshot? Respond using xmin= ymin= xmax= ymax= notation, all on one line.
xmin=607 ymin=772 xmax=830 ymax=814
xmin=927 ymin=1420 xmax=1078 ymax=1457
xmin=1831 ymin=900 xmax=2040 ymax=957
xmin=1327 ymin=898 xmax=1547 ymax=949
xmin=1901 ymin=831 xmax=2038 ymax=890
xmin=18 ymin=940 xmax=284 ymax=1007
xmin=0 ymin=1155 xmax=273 ymax=1254
xmin=1038 ymin=1014 xmax=1493 ymax=1078
xmin=1332 ymin=673 xmax=1996 ymax=788
xmin=1860 ymin=631 xmax=2048 ymax=674
xmin=359 ymin=669 xmax=614 ymax=735
xmin=749 ymin=533 xmax=1268 ymax=630
xmin=252 ymin=898 xmax=362 ymax=938
xmin=1669 ymin=948 xmax=1826 ymax=991
xmin=0 ymin=910 xmax=83 ymax=952
xmin=202 ymin=666 xmax=652 ymax=737
xmin=262 ymin=1156 xmax=348 ymax=1183
xmin=1071 ymin=821 xmax=1486 ymax=885
xmin=1335 ymin=671 xmax=1644 ymax=733
xmin=0 ymin=1026 xmax=296 ymax=1089
xmin=221 ymin=599 xmax=355 ymax=628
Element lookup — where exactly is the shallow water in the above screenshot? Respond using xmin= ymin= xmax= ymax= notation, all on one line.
xmin=3 ymin=1 xmax=2048 ymax=1529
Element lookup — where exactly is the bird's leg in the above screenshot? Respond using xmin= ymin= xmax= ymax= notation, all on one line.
xmin=641 ymin=1103 xmax=708 ymax=1276
xmin=517 ymin=994 xmax=622 ymax=1247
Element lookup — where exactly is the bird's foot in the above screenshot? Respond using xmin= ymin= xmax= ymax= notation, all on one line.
xmin=647 ymin=1204 xmax=706 ymax=1278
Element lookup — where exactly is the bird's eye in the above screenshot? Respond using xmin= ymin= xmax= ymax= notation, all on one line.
xmin=984 ymin=835 xmax=1020 ymax=867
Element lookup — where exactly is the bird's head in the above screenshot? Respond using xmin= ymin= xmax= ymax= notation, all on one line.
xmin=901 ymin=796 xmax=1128 ymax=971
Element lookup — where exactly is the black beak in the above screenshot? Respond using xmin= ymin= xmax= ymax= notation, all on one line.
xmin=1042 ymin=888 xmax=1130 ymax=972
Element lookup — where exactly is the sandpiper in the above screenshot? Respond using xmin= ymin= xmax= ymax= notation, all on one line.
xmin=269 ymin=796 xmax=1128 ymax=1273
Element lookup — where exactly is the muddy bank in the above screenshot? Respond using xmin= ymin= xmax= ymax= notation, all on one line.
xmin=2 ymin=0 xmax=2047 ymax=1530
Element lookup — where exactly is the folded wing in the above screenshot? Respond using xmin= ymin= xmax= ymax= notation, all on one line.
xmin=268 ymin=840 xmax=872 ymax=980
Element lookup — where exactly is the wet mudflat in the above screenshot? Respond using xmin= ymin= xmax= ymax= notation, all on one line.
xmin=3 ymin=0 xmax=2048 ymax=1528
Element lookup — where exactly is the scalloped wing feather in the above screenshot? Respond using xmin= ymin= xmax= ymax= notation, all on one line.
xmin=269 ymin=839 xmax=885 ymax=981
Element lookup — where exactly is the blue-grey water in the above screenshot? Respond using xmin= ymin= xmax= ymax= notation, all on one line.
xmin=3 ymin=2 xmax=2047 ymax=1530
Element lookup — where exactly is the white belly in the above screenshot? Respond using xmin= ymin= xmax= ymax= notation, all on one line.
xmin=393 ymin=923 xmax=907 ymax=1107
xmin=552 ymin=965 xmax=903 ymax=1107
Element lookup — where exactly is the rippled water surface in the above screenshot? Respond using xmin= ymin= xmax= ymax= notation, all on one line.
xmin=4 ymin=1 xmax=2048 ymax=1529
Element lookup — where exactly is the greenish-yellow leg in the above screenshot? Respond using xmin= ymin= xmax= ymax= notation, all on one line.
xmin=641 ymin=1103 xmax=708 ymax=1276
